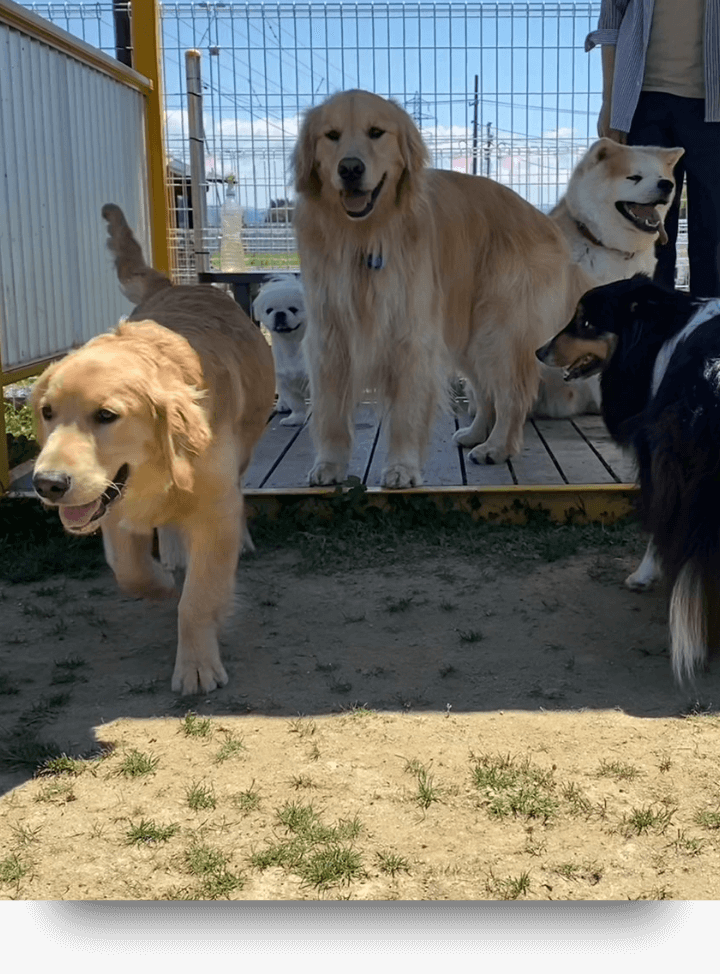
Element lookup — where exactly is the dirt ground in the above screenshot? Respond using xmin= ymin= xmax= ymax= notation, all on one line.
xmin=2 ymin=520 xmax=720 ymax=901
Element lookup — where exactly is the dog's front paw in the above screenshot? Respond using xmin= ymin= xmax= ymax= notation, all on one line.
xmin=624 ymin=569 xmax=657 ymax=592
xmin=453 ymin=425 xmax=482 ymax=448
xmin=381 ymin=463 xmax=422 ymax=488
xmin=308 ymin=461 xmax=347 ymax=486
xmin=467 ymin=442 xmax=511 ymax=465
xmin=623 ymin=569 xmax=655 ymax=592
xmin=172 ymin=657 xmax=229 ymax=695
xmin=280 ymin=412 xmax=306 ymax=427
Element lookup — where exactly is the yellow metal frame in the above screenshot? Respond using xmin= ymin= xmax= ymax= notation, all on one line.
xmin=0 ymin=0 xmax=167 ymax=494
xmin=130 ymin=0 xmax=172 ymax=278
xmin=246 ymin=483 xmax=639 ymax=526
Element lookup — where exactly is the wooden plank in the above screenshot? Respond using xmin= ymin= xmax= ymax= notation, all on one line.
xmin=348 ymin=404 xmax=382 ymax=483
xmin=244 ymin=412 xmax=307 ymax=489
xmin=421 ymin=412 xmax=465 ymax=486
xmin=364 ymin=410 xmax=463 ymax=487
xmin=572 ymin=415 xmax=638 ymax=484
xmin=261 ymin=421 xmax=317 ymax=489
xmin=511 ymin=421 xmax=564 ymax=486
xmin=455 ymin=410 xmax=515 ymax=486
xmin=533 ymin=418 xmax=615 ymax=485
xmin=257 ymin=405 xmax=380 ymax=489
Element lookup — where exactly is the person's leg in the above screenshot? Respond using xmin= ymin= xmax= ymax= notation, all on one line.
xmin=627 ymin=92 xmax=685 ymax=289
xmin=672 ymin=98 xmax=720 ymax=296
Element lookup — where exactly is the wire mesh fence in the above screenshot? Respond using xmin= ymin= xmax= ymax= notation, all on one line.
xmin=19 ymin=2 xmax=689 ymax=284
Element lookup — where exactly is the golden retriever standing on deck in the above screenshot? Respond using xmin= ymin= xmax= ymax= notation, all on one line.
xmin=31 ymin=205 xmax=275 ymax=694
xmin=293 ymin=89 xmax=591 ymax=481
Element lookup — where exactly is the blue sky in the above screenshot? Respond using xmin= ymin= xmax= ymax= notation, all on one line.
xmin=24 ymin=2 xmax=604 ymax=210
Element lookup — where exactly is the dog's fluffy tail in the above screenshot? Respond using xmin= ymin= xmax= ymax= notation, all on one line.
xmin=669 ymin=560 xmax=709 ymax=683
xmin=102 ymin=203 xmax=172 ymax=306
xmin=637 ymin=419 xmax=720 ymax=684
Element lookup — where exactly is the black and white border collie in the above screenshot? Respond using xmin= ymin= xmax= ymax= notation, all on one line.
xmin=536 ymin=274 xmax=720 ymax=684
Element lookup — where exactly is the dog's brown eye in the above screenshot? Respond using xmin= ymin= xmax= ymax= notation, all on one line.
xmin=368 ymin=127 xmax=384 ymax=139
xmin=266 ymin=307 xmax=274 ymax=314
xmin=325 ymin=130 xmax=341 ymax=142
xmin=41 ymin=405 xmax=52 ymax=421
xmin=95 ymin=408 xmax=119 ymax=424
xmin=626 ymin=174 xmax=642 ymax=183
xmin=288 ymin=307 xmax=298 ymax=314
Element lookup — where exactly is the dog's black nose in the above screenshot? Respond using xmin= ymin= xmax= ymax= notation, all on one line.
xmin=33 ymin=471 xmax=71 ymax=501
xmin=338 ymin=156 xmax=365 ymax=185
xmin=273 ymin=310 xmax=288 ymax=330
xmin=657 ymin=179 xmax=674 ymax=194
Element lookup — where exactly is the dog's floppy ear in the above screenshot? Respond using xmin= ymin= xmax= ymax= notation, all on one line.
xmin=293 ymin=104 xmax=323 ymax=197
xmin=153 ymin=382 xmax=212 ymax=492
xmin=394 ymin=101 xmax=430 ymax=203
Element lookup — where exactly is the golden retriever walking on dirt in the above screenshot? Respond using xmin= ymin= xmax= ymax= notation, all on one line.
xmin=293 ymin=89 xmax=591 ymax=479
xmin=32 ymin=205 xmax=275 ymax=694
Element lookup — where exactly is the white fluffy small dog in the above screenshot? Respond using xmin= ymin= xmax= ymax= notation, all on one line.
xmin=252 ymin=275 xmax=309 ymax=426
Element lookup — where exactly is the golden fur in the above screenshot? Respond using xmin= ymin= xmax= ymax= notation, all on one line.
xmin=32 ymin=204 xmax=275 ymax=694
xmin=292 ymin=89 xmax=592 ymax=478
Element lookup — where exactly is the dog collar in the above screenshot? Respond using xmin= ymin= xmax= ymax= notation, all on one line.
xmin=365 ymin=249 xmax=385 ymax=270
xmin=575 ymin=220 xmax=636 ymax=260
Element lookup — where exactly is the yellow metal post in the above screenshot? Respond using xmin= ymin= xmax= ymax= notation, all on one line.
xmin=130 ymin=0 xmax=172 ymax=277
xmin=0 ymin=376 xmax=8 ymax=495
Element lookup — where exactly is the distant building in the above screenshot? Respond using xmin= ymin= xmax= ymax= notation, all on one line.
xmin=266 ymin=199 xmax=295 ymax=224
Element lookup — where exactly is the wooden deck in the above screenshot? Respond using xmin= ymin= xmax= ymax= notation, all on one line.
xmin=7 ymin=407 xmax=638 ymax=523
xmin=242 ymin=406 xmax=638 ymax=523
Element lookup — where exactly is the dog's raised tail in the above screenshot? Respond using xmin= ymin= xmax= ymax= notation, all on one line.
xmin=669 ymin=560 xmax=709 ymax=684
xmin=102 ymin=203 xmax=172 ymax=306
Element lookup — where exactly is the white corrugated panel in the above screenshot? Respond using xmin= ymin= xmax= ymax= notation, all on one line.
xmin=0 ymin=17 xmax=150 ymax=373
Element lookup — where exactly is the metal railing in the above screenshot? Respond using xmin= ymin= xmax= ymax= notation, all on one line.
xmin=14 ymin=1 xmax=690 ymax=284
xmin=160 ymin=1 xmax=605 ymax=276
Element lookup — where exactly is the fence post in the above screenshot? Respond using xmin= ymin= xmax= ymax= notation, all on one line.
xmin=0 ymin=366 xmax=8 ymax=495
xmin=186 ymin=49 xmax=209 ymax=274
xmin=130 ymin=0 xmax=171 ymax=277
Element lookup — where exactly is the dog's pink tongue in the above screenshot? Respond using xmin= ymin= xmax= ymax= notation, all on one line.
xmin=59 ymin=499 xmax=102 ymax=528
xmin=342 ymin=192 xmax=370 ymax=214
xmin=628 ymin=203 xmax=668 ymax=244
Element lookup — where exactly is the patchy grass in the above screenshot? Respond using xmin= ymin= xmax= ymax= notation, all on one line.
xmin=185 ymin=781 xmax=217 ymax=812
xmin=597 ymin=759 xmax=642 ymax=782
xmin=471 ymin=752 xmax=558 ymax=823
xmin=214 ymin=733 xmax=246 ymax=764
xmin=125 ymin=819 xmax=179 ymax=845
xmin=621 ymin=804 xmax=675 ymax=836
xmin=247 ymin=487 xmax=641 ymax=577
xmin=179 ymin=713 xmax=213 ymax=739
xmin=250 ymin=801 xmax=365 ymax=891
xmin=178 ymin=843 xmax=244 ymax=899
xmin=403 ymin=758 xmax=442 ymax=810
xmin=0 ymin=853 xmax=29 ymax=886
xmin=115 ymin=750 xmax=159 ymax=778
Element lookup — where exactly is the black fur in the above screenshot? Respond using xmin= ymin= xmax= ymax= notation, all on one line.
xmin=569 ymin=275 xmax=720 ymax=679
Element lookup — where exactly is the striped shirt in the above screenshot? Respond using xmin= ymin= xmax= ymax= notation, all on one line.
xmin=586 ymin=0 xmax=720 ymax=131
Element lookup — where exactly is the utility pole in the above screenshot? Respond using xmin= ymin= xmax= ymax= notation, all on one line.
xmin=485 ymin=121 xmax=493 ymax=177
xmin=471 ymin=74 xmax=478 ymax=175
